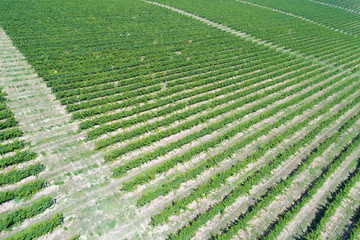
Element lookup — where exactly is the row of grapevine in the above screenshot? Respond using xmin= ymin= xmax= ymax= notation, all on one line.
xmin=0 ymin=88 xmax=43 ymax=185
xmin=0 ymin=180 xmax=47 ymax=204
xmin=83 ymin=58 xmax=311 ymax=130
xmin=136 ymin=74 xmax=360 ymax=207
xmin=106 ymin=66 xmax=334 ymax=159
xmin=95 ymin=60 xmax=311 ymax=148
xmin=3 ymin=213 xmax=64 ymax=240
xmin=0 ymin=151 xmax=37 ymax=169
xmin=0 ymin=163 xmax=45 ymax=187
xmin=0 ymin=88 xmax=45 ymax=186
xmin=0 ymin=196 xmax=54 ymax=231
xmin=301 ymin=157 xmax=360 ymax=239
xmin=346 ymin=205 xmax=360 ymax=239
xmin=0 ymin=140 xmax=25 ymax=155
xmin=260 ymin=132 xmax=360 ymax=239
xmin=153 ymin=0 xmax=360 ymax=73
xmin=311 ymin=0 xmax=360 ymax=13
xmin=240 ymin=0 xmax=360 ymax=36
xmin=212 ymin=111 xmax=360 ymax=239
xmin=149 ymin=81 xmax=360 ymax=230
xmin=71 ymin=51 xmax=297 ymax=120
xmin=118 ymin=69 xmax=346 ymax=190
xmin=58 ymin=46 xmax=277 ymax=98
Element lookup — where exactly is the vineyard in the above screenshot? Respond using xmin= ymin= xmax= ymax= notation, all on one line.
xmin=0 ymin=0 xmax=360 ymax=239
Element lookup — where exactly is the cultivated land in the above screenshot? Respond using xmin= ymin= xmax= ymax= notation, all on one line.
xmin=0 ymin=0 xmax=360 ymax=239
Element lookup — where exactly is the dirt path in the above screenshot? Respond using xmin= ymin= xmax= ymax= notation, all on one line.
xmin=237 ymin=0 xmax=358 ymax=37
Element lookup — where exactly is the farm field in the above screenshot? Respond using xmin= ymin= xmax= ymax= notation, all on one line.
xmin=0 ymin=0 xmax=360 ymax=239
